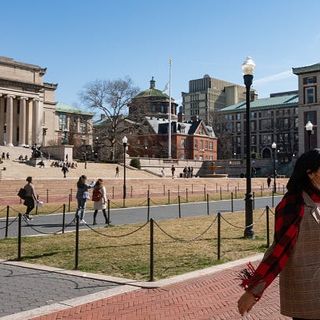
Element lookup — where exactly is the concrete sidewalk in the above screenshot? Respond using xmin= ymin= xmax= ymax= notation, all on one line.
xmin=22 ymin=255 xmax=289 ymax=320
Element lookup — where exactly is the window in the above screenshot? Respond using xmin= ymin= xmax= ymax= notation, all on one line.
xmin=304 ymin=86 xmax=317 ymax=104
xmin=80 ymin=121 xmax=86 ymax=133
xmin=303 ymin=76 xmax=317 ymax=85
xmin=250 ymin=121 xmax=256 ymax=131
xmin=180 ymin=139 xmax=185 ymax=147
xmin=59 ymin=114 xmax=67 ymax=131
xmin=259 ymin=119 xmax=272 ymax=130
xmin=236 ymin=113 xmax=241 ymax=121
xmin=236 ymin=122 xmax=241 ymax=132
xmin=304 ymin=111 xmax=317 ymax=124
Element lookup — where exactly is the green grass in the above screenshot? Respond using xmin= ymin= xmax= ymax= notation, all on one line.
xmin=0 ymin=209 xmax=274 ymax=280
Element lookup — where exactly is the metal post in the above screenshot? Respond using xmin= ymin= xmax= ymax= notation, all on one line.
xmin=68 ymin=194 xmax=71 ymax=212
xmin=217 ymin=212 xmax=221 ymax=260
xmin=18 ymin=213 xmax=22 ymax=260
xmin=206 ymin=194 xmax=210 ymax=215
xmin=178 ymin=185 xmax=180 ymax=196
xmin=235 ymin=186 xmax=237 ymax=199
xmin=5 ymin=205 xmax=9 ymax=238
xmin=107 ymin=199 xmax=111 ymax=225
xmin=253 ymin=192 xmax=255 ymax=210
xmin=273 ymin=148 xmax=277 ymax=193
xmin=260 ymin=185 xmax=263 ymax=197
xmin=62 ymin=204 xmax=66 ymax=234
xmin=112 ymin=186 xmax=114 ymax=199
xmin=244 ymin=73 xmax=254 ymax=238
xmin=266 ymin=206 xmax=270 ymax=248
xmin=220 ymin=187 xmax=222 ymax=200
xmin=231 ymin=192 xmax=234 ymax=213
xmin=123 ymin=143 xmax=127 ymax=208
xmin=163 ymin=184 xmax=165 ymax=196
xmin=46 ymin=189 xmax=49 ymax=203
xmin=186 ymin=188 xmax=188 ymax=202
xmin=74 ymin=215 xmax=79 ymax=270
xmin=70 ymin=188 xmax=73 ymax=201
xmin=131 ymin=186 xmax=133 ymax=198
xmin=168 ymin=189 xmax=170 ymax=204
xmin=272 ymin=191 xmax=275 ymax=208
xmin=178 ymin=195 xmax=181 ymax=218
xmin=227 ymin=183 xmax=229 ymax=192
xmin=149 ymin=218 xmax=154 ymax=282
xmin=147 ymin=195 xmax=150 ymax=221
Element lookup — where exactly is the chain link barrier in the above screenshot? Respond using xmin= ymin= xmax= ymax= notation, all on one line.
xmin=22 ymin=217 xmax=66 ymax=235
xmin=0 ymin=207 xmax=6 ymax=214
xmin=83 ymin=221 xmax=149 ymax=238
xmin=153 ymin=216 xmax=218 ymax=243
xmin=0 ymin=216 xmax=18 ymax=230
xmin=219 ymin=214 xmax=252 ymax=230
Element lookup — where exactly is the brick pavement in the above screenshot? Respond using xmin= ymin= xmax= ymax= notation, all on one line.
xmin=32 ymin=263 xmax=290 ymax=320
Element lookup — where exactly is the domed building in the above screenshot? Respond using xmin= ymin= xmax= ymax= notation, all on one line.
xmin=128 ymin=77 xmax=178 ymax=120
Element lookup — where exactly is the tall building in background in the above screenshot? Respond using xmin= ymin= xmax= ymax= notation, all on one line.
xmin=293 ymin=62 xmax=320 ymax=154
xmin=182 ymin=75 xmax=250 ymax=123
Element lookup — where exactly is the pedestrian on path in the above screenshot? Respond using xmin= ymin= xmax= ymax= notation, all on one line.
xmin=267 ymin=175 xmax=271 ymax=188
xmin=92 ymin=178 xmax=108 ymax=225
xmin=171 ymin=165 xmax=175 ymax=179
xmin=61 ymin=163 xmax=69 ymax=178
xmin=22 ymin=176 xmax=39 ymax=220
xmin=115 ymin=166 xmax=119 ymax=178
xmin=75 ymin=175 xmax=94 ymax=224
xmin=238 ymin=149 xmax=320 ymax=319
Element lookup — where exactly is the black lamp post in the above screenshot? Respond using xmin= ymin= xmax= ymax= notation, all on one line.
xmin=242 ymin=56 xmax=256 ymax=239
xmin=122 ymin=136 xmax=128 ymax=207
xmin=305 ymin=121 xmax=313 ymax=151
xmin=272 ymin=142 xmax=277 ymax=193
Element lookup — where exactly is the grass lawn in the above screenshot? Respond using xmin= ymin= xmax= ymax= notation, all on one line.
xmin=0 ymin=208 xmax=274 ymax=280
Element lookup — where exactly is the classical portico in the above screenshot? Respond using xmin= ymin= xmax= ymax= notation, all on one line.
xmin=0 ymin=56 xmax=57 ymax=147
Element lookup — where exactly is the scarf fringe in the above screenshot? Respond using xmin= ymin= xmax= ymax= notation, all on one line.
xmin=238 ymin=262 xmax=256 ymax=289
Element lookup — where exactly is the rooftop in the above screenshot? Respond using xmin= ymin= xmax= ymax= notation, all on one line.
xmin=220 ymin=93 xmax=298 ymax=112
xmin=134 ymin=77 xmax=171 ymax=99
xmin=0 ymin=56 xmax=46 ymax=73
xmin=293 ymin=62 xmax=320 ymax=75
xmin=56 ymin=102 xmax=94 ymax=116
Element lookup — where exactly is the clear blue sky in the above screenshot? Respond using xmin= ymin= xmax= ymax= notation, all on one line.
xmin=1 ymin=0 xmax=320 ymax=107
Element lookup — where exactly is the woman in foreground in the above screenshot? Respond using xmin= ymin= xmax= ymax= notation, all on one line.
xmin=238 ymin=149 xmax=320 ymax=320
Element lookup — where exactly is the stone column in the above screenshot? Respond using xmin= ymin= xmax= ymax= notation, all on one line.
xmin=5 ymin=95 xmax=14 ymax=146
xmin=32 ymin=99 xmax=43 ymax=145
xmin=19 ymin=97 xmax=27 ymax=146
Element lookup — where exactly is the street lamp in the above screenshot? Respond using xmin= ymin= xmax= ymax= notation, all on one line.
xmin=305 ymin=121 xmax=313 ymax=151
xmin=271 ymin=142 xmax=277 ymax=193
xmin=242 ymin=56 xmax=256 ymax=239
xmin=122 ymin=136 xmax=128 ymax=207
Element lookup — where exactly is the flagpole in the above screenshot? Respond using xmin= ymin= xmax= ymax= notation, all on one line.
xmin=168 ymin=58 xmax=172 ymax=159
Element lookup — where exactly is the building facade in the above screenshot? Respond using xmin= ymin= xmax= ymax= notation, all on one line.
xmin=0 ymin=56 xmax=93 ymax=149
xmin=216 ymin=91 xmax=299 ymax=162
xmin=0 ymin=57 xmax=57 ymax=147
xmin=182 ymin=75 xmax=250 ymax=123
xmin=293 ymin=62 xmax=320 ymax=154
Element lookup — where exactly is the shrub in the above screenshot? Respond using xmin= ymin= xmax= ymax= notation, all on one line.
xmin=130 ymin=158 xmax=141 ymax=169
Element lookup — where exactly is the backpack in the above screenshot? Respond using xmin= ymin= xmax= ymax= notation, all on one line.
xmin=92 ymin=188 xmax=102 ymax=202
xmin=17 ymin=188 xmax=27 ymax=200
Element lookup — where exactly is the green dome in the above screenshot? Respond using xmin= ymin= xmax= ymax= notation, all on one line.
xmin=135 ymin=77 xmax=169 ymax=99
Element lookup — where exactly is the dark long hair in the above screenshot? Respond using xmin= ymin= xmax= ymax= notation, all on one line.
xmin=77 ymin=175 xmax=87 ymax=188
xmin=287 ymin=149 xmax=320 ymax=194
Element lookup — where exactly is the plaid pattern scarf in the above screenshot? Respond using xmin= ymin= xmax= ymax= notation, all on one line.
xmin=239 ymin=187 xmax=320 ymax=299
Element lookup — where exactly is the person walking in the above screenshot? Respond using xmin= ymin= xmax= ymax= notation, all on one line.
xmin=92 ymin=179 xmax=108 ymax=225
xmin=62 ymin=163 xmax=69 ymax=178
xmin=171 ymin=165 xmax=175 ymax=179
xmin=267 ymin=175 xmax=271 ymax=188
xmin=115 ymin=166 xmax=119 ymax=178
xmin=238 ymin=149 xmax=320 ymax=319
xmin=75 ymin=175 xmax=94 ymax=224
xmin=22 ymin=176 xmax=38 ymax=220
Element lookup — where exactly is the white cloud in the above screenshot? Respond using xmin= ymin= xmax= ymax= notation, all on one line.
xmin=254 ymin=70 xmax=294 ymax=86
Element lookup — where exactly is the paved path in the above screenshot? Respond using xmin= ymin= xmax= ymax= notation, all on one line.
xmin=31 ymin=261 xmax=289 ymax=320
xmin=0 ymin=262 xmax=124 ymax=318
xmin=0 ymin=196 xmax=282 ymax=238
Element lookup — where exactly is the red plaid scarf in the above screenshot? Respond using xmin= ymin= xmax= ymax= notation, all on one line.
xmin=239 ymin=187 xmax=320 ymax=299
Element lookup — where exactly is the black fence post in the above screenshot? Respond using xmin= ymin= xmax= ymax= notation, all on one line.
xmin=68 ymin=194 xmax=71 ymax=212
xmin=18 ymin=213 xmax=22 ymax=261
xmin=149 ymin=218 xmax=154 ymax=282
xmin=112 ymin=186 xmax=115 ymax=199
xmin=131 ymin=186 xmax=133 ymax=198
xmin=168 ymin=190 xmax=170 ymax=204
xmin=253 ymin=192 xmax=255 ymax=210
xmin=62 ymin=204 xmax=66 ymax=234
xmin=46 ymin=189 xmax=49 ymax=203
xmin=178 ymin=195 xmax=181 ymax=218
xmin=74 ymin=215 xmax=79 ymax=270
xmin=204 ymin=185 xmax=206 ymax=201
xmin=186 ymin=188 xmax=188 ymax=202
xmin=147 ymin=195 xmax=150 ymax=221
xmin=178 ymin=185 xmax=180 ymax=196
xmin=231 ymin=192 xmax=234 ymax=213
xmin=266 ymin=206 xmax=270 ymax=248
xmin=235 ymin=187 xmax=237 ymax=199
xmin=227 ymin=183 xmax=229 ymax=192
xmin=206 ymin=194 xmax=210 ymax=215
xmin=217 ymin=212 xmax=221 ymax=260
xmin=107 ymin=199 xmax=111 ymax=225
xmin=272 ymin=191 xmax=275 ymax=208
xmin=191 ymin=184 xmax=194 ymax=194
xmin=260 ymin=185 xmax=263 ymax=197
xmin=220 ymin=187 xmax=222 ymax=200
xmin=5 ymin=205 xmax=9 ymax=238
xmin=163 ymin=184 xmax=165 ymax=196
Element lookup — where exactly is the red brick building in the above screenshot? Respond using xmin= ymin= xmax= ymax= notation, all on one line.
xmin=128 ymin=78 xmax=217 ymax=160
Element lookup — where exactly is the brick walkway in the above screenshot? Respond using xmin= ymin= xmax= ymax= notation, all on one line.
xmin=32 ymin=263 xmax=289 ymax=320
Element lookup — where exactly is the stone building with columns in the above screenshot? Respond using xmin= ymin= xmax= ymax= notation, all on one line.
xmin=0 ymin=57 xmax=57 ymax=147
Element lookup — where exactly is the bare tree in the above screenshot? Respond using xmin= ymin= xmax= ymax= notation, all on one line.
xmin=80 ymin=77 xmax=139 ymax=161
